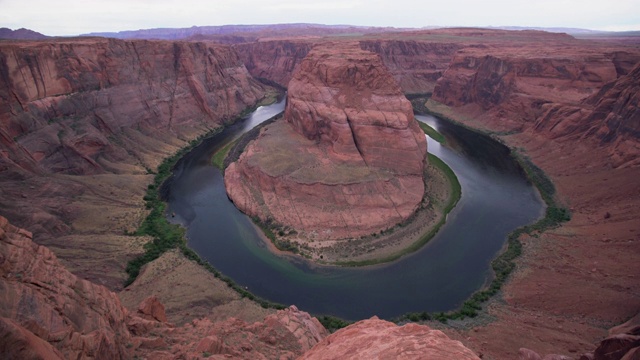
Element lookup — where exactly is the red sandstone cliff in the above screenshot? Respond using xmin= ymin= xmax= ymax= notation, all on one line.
xmin=225 ymin=42 xmax=427 ymax=241
xmin=431 ymin=44 xmax=640 ymax=167
xmin=424 ymin=38 xmax=640 ymax=359
xmin=234 ymin=40 xmax=315 ymax=88
xmin=0 ymin=38 xmax=265 ymax=177
xmin=234 ymin=38 xmax=460 ymax=94
xmin=0 ymin=215 xmax=330 ymax=359
xmin=533 ymin=61 xmax=640 ymax=167
xmin=359 ymin=39 xmax=461 ymax=94
xmin=0 ymin=215 xmax=132 ymax=359
xmin=432 ymin=44 xmax=640 ymax=129
xmin=0 ymin=38 xmax=267 ymax=287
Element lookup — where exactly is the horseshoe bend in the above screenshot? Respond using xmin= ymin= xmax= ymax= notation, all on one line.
xmin=224 ymin=42 xmax=435 ymax=262
xmin=0 ymin=26 xmax=639 ymax=359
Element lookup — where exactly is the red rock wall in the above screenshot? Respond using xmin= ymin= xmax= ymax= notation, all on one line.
xmin=285 ymin=42 xmax=427 ymax=174
xmin=0 ymin=38 xmax=266 ymax=176
xmin=359 ymin=40 xmax=461 ymax=94
xmin=301 ymin=317 xmax=480 ymax=360
xmin=432 ymin=46 xmax=640 ymax=166
xmin=234 ymin=40 xmax=314 ymax=88
xmin=432 ymin=46 xmax=639 ymax=121
xmin=0 ymin=214 xmax=332 ymax=359
xmin=234 ymin=38 xmax=460 ymax=94
xmin=0 ymin=38 xmax=264 ymax=255
xmin=0 ymin=215 xmax=133 ymax=359
xmin=533 ymin=61 xmax=640 ymax=167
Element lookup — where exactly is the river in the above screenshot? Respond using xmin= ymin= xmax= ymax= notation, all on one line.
xmin=164 ymin=98 xmax=544 ymax=320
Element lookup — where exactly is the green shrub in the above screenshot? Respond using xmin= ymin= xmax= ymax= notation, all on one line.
xmin=394 ymin=118 xmax=571 ymax=325
xmin=318 ymin=315 xmax=352 ymax=332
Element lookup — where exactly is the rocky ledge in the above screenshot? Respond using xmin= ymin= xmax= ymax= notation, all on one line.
xmin=0 ymin=214 xmax=483 ymax=359
xmin=225 ymin=42 xmax=427 ymax=243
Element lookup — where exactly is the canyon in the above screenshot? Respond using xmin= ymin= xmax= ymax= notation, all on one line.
xmin=225 ymin=42 xmax=428 ymax=247
xmin=0 ymin=27 xmax=639 ymax=359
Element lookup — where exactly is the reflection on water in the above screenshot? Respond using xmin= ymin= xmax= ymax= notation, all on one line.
xmin=164 ymin=101 xmax=544 ymax=320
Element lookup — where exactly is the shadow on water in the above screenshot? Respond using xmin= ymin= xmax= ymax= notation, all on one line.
xmin=164 ymin=100 xmax=544 ymax=320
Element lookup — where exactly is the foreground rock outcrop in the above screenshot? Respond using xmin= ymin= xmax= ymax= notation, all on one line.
xmin=225 ymin=42 xmax=427 ymax=241
xmin=1 ymin=214 xmax=483 ymax=359
xmin=0 ymin=215 xmax=132 ymax=359
xmin=301 ymin=317 xmax=480 ymax=360
xmin=0 ymin=214 xmax=326 ymax=358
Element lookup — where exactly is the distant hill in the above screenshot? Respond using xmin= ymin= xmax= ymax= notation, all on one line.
xmin=82 ymin=23 xmax=402 ymax=40
xmin=80 ymin=23 xmax=640 ymax=42
xmin=0 ymin=28 xmax=48 ymax=40
xmin=490 ymin=26 xmax=602 ymax=34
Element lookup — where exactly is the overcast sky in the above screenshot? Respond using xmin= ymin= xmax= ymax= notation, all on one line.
xmin=1 ymin=0 xmax=639 ymax=36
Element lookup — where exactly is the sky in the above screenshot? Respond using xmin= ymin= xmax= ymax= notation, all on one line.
xmin=1 ymin=0 xmax=639 ymax=36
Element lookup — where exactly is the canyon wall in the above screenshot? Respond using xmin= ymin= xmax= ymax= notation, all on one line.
xmin=234 ymin=38 xmax=460 ymax=93
xmin=533 ymin=61 xmax=640 ymax=167
xmin=225 ymin=42 xmax=427 ymax=242
xmin=424 ymin=38 xmax=640 ymax=359
xmin=0 ymin=38 xmax=267 ymax=287
xmin=0 ymin=215 xmax=327 ymax=359
xmin=358 ymin=39 xmax=462 ymax=94
xmin=1 ymin=37 xmax=265 ymax=176
xmin=431 ymin=44 xmax=640 ymax=138
xmin=234 ymin=40 xmax=315 ymax=87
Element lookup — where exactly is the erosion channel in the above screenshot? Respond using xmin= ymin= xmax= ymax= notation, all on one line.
xmin=163 ymin=98 xmax=544 ymax=320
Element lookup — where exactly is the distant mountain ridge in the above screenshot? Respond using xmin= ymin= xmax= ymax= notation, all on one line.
xmin=0 ymin=27 xmax=48 ymax=40
xmin=82 ymin=23 xmax=402 ymax=40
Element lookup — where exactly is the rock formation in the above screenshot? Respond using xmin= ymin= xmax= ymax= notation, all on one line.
xmin=359 ymin=39 xmax=461 ymax=94
xmin=423 ymin=35 xmax=640 ymax=359
xmin=0 ymin=215 xmax=132 ymax=359
xmin=534 ymin=61 xmax=640 ymax=167
xmin=225 ymin=42 xmax=427 ymax=240
xmin=0 ymin=214 xmax=325 ymax=358
xmin=0 ymin=214 xmax=483 ymax=359
xmin=518 ymin=313 xmax=640 ymax=360
xmin=0 ymin=38 xmax=265 ymax=177
xmin=0 ymin=38 xmax=267 ymax=287
xmin=235 ymin=38 xmax=461 ymax=94
xmin=431 ymin=42 xmax=640 ymax=140
xmin=235 ymin=40 xmax=315 ymax=88
xmin=301 ymin=317 xmax=480 ymax=360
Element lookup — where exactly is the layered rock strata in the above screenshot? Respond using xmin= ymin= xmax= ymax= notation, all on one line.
xmin=431 ymin=44 xmax=640 ymax=142
xmin=425 ymin=41 xmax=640 ymax=359
xmin=225 ymin=42 xmax=427 ymax=240
xmin=0 ymin=38 xmax=266 ymax=287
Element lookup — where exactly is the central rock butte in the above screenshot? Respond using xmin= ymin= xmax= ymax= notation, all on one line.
xmin=225 ymin=42 xmax=427 ymax=241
